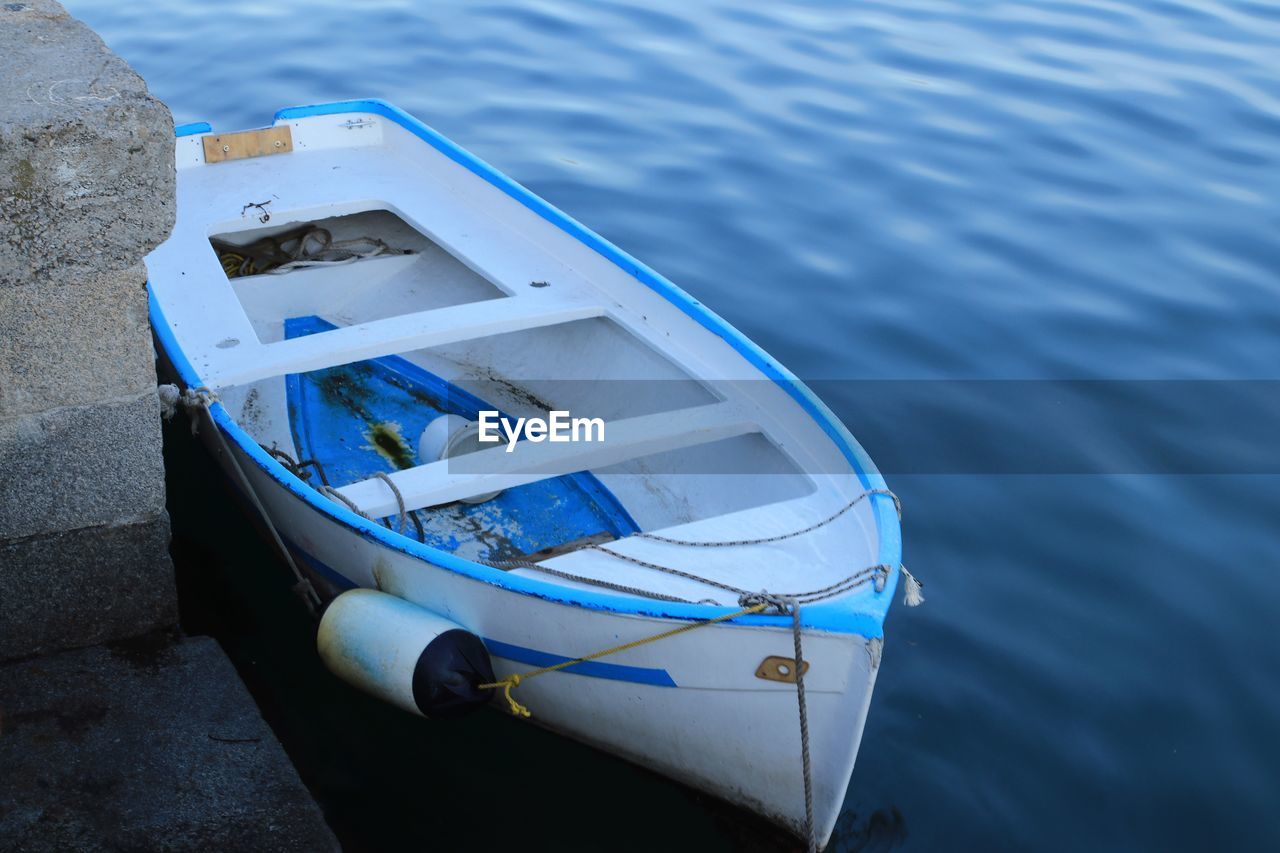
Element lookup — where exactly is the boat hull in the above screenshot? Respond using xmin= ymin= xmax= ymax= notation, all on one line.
xmin=146 ymin=99 xmax=905 ymax=848
xmin=181 ymin=395 xmax=880 ymax=846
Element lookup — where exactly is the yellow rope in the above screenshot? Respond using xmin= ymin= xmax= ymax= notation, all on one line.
xmin=219 ymin=252 xmax=250 ymax=278
xmin=480 ymin=602 xmax=769 ymax=717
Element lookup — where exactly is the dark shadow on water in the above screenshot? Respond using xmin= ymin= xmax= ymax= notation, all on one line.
xmin=162 ymin=417 xmax=805 ymax=852
xmin=828 ymin=807 xmax=908 ymax=853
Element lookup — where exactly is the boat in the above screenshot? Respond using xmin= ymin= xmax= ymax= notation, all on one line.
xmin=146 ymin=99 xmax=912 ymax=849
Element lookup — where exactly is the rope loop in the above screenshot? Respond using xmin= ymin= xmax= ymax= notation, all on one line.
xmin=873 ymin=564 xmax=890 ymax=593
xmin=180 ymin=385 xmax=219 ymax=410
xmin=486 ymin=674 xmax=531 ymax=718
xmin=157 ymin=384 xmax=220 ymax=434
xmin=737 ymin=591 xmax=792 ymax=615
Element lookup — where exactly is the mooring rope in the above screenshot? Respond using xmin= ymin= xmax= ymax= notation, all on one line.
xmin=158 ymin=383 xmax=323 ymax=616
xmin=478 ymin=590 xmax=819 ymax=852
xmin=478 ymin=598 xmax=773 ymax=718
xmin=790 ymin=597 xmax=816 ymax=853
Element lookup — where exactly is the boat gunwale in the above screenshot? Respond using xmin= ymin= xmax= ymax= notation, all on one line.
xmin=149 ymin=98 xmax=902 ymax=636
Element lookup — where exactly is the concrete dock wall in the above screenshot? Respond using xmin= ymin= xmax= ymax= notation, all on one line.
xmin=0 ymin=1 xmax=178 ymax=659
xmin=0 ymin=6 xmax=341 ymax=849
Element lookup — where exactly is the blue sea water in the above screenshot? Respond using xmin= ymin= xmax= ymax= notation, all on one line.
xmin=62 ymin=0 xmax=1280 ymax=849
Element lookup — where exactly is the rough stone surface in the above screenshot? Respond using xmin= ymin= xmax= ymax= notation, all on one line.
xmin=0 ymin=634 xmax=340 ymax=850
xmin=0 ymin=392 xmax=167 ymax=541
xmin=0 ymin=516 xmax=176 ymax=661
xmin=0 ymin=1 xmax=175 ymax=288
xmin=0 ymin=10 xmax=331 ymax=851
xmin=0 ymin=263 xmax=155 ymax=419
xmin=0 ymin=0 xmax=176 ymax=656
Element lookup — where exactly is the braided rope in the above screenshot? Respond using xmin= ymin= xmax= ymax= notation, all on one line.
xmin=374 ymin=471 xmax=408 ymax=536
xmin=582 ymin=542 xmax=892 ymax=605
xmin=167 ymin=384 xmax=322 ymax=615
xmin=636 ymin=488 xmax=900 ymax=548
xmin=790 ymin=598 xmax=816 ymax=853
xmin=492 ymin=558 xmax=711 ymax=604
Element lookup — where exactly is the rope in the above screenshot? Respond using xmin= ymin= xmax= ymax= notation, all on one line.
xmin=161 ymin=379 xmax=854 ymax=849
xmin=157 ymin=383 xmax=181 ymax=420
xmin=263 ymin=443 xmax=431 ymax=550
xmin=517 ymin=485 xmax=924 ymax=611
xmin=267 ymin=444 xmax=426 ymax=542
xmin=477 ymin=589 xmax=818 ymax=851
xmin=791 ymin=598 xmax=816 ymax=853
xmin=636 ymin=488 xmax=900 ymax=547
xmin=408 ymin=509 xmax=426 ymax=544
xmin=212 ymin=225 xmax=404 ymax=278
xmin=247 ymin=438 xmax=918 ymax=609
xmin=584 ymin=543 xmax=894 ymax=605
xmin=158 ymin=384 xmax=219 ymax=434
xmin=267 ymin=232 xmax=397 ymax=275
xmin=374 ymin=471 xmax=408 ymax=536
xmin=263 ymin=445 xmax=331 ymax=487
xmin=491 ymin=558 xmax=710 ymax=604
xmin=319 ymin=485 xmax=370 ymax=517
xmin=479 ymin=600 xmax=771 ymax=718
xmin=160 ymin=383 xmax=323 ymax=616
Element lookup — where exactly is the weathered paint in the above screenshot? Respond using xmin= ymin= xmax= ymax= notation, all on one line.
xmin=284 ymin=315 xmax=637 ymax=561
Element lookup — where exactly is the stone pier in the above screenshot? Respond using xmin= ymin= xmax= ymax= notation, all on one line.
xmin=0 ymin=3 xmax=337 ymax=848
xmin=0 ymin=0 xmax=176 ymax=659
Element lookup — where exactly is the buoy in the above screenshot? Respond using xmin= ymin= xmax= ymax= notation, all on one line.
xmin=417 ymin=413 xmax=471 ymax=464
xmin=317 ymin=589 xmax=495 ymax=718
xmin=417 ymin=413 xmax=506 ymax=503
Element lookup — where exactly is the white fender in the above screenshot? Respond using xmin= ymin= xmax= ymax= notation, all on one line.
xmin=317 ymin=589 xmax=495 ymax=718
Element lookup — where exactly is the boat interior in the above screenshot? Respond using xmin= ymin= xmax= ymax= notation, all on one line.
xmin=151 ymin=117 xmax=889 ymax=608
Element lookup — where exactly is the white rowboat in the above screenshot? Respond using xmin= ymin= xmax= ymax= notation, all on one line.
xmin=146 ymin=100 xmax=909 ymax=849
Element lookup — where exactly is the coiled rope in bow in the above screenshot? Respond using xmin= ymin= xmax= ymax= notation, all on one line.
xmin=212 ymin=225 xmax=404 ymax=278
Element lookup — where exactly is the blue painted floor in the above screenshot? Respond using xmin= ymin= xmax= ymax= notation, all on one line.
xmin=285 ymin=316 xmax=634 ymax=562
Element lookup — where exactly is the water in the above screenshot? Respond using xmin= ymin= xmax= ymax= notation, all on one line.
xmin=64 ymin=0 xmax=1280 ymax=849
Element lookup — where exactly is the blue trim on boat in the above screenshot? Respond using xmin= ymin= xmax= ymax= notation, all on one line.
xmin=288 ymin=538 xmax=358 ymax=591
xmin=482 ymin=639 xmax=677 ymax=688
xmin=175 ymin=121 xmax=212 ymax=137
xmin=154 ymin=101 xmax=902 ymax=637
